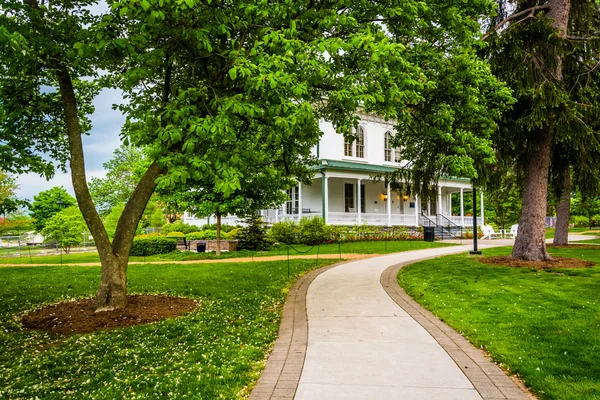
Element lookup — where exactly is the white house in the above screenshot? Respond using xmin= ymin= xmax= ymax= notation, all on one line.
xmin=184 ymin=113 xmax=484 ymax=228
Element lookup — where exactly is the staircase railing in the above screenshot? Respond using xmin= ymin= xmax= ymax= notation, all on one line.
xmin=436 ymin=214 xmax=462 ymax=239
xmin=419 ymin=213 xmax=436 ymax=227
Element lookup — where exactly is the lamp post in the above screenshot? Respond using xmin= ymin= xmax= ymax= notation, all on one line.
xmin=470 ymin=187 xmax=481 ymax=255
xmin=56 ymin=194 xmax=65 ymax=264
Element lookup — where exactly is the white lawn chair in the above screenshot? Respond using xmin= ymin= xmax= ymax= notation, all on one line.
xmin=481 ymin=225 xmax=503 ymax=240
xmin=502 ymin=224 xmax=518 ymax=239
xmin=511 ymin=224 xmax=518 ymax=238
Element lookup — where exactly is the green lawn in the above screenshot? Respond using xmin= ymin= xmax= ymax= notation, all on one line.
xmin=0 ymin=258 xmax=338 ymax=399
xmin=398 ymin=246 xmax=600 ymax=400
xmin=545 ymin=227 xmax=600 ymax=238
xmin=0 ymin=240 xmax=453 ymax=265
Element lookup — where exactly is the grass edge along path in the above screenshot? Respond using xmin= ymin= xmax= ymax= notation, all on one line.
xmin=397 ymin=246 xmax=600 ymax=400
xmin=0 ymin=258 xmax=339 ymax=399
xmin=0 ymin=240 xmax=455 ymax=266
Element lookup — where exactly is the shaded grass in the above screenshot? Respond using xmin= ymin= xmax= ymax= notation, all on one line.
xmin=0 ymin=258 xmax=337 ymax=399
xmin=0 ymin=240 xmax=453 ymax=265
xmin=545 ymin=227 xmax=600 ymax=239
xmin=398 ymin=246 xmax=600 ymax=400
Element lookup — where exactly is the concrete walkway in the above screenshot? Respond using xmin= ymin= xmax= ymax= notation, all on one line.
xmin=295 ymin=242 xmax=519 ymax=400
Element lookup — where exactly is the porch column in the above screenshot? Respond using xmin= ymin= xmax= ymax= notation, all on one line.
xmin=387 ymin=182 xmax=392 ymax=226
xmin=449 ymin=193 xmax=452 ymax=215
xmin=460 ymin=188 xmax=464 ymax=226
xmin=323 ymin=175 xmax=329 ymax=223
xmin=357 ymin=179 xmax=362 ymax=224
xmin=275 ymin=208 xmax=279 ymax=223
xmin=415 ymin=195 xmax=419 ymax=226
xmin=480 ymin=190 xmax=485 ymax=224
xmin=437 ymin=186 xmax=442 ymax=215
xmin=298 ymin=182 xmax=302 ymax=219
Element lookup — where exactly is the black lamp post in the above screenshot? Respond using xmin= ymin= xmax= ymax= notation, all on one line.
xmin=470 ymin=187 xmax=481 ymax=255
xmin=56 ymin=194 xmax=65 ymax=264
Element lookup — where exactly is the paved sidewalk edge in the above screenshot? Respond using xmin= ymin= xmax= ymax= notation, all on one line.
xmin=249 ymin=260 xmax=352 ymax=400
xmin=381 ymin=257 xmax=536 ymax=400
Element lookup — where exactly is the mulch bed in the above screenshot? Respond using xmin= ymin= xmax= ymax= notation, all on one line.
xmin=479 ymin=256 xmax=595 ymax=270
xmin=21 ymin=295 xmax=199 ymax=336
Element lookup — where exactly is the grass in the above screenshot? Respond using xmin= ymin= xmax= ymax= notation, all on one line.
xmin=0 ymin=258 xmax=338 ymax=399
xmin=0 ymin=240 xmax=453 ymax=265
xmin=397 ymin=246 xmax=600 ymax=400
xmin=545 ymin=227 xmax=600 ymax=238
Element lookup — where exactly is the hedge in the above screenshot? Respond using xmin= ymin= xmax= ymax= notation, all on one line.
xmin=130 ymin=237 xmax=177 ymax=256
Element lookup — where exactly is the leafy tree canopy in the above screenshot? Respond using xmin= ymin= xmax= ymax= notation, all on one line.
xmin=41 ymin=206 xmax=87 ymax=253
xmin=89 ymin=144 xmax=150 ymax=217
xmin=30 ymin=187 xmax=76 ymax=232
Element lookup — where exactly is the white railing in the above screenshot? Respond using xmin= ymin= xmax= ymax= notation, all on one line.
xmin=360 ymin=213 xmax=387 ymax=225
xmin=328 ymin=212 xmax=359 ymax=225
xmin=391 ymin=214 xmax=419 ymax=226
xmin=455 ymin=216 xmax=483 ymax=227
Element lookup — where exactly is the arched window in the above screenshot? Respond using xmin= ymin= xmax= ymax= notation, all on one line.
xmin=343 ymin=125 xmax=366 ymax=158
xmin=384 ymin=131 xmax=393 ymax=162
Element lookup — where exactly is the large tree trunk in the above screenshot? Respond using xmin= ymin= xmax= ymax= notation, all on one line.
xmin=511 ymin=0 xmax=571 ymax=260
xmin=216 ymin=212 xmax=221 ymax=256
xmin=512 ymin=131 xmax=553 ymax=260
xmin=553 ymin=165 xmax=570 ymax=245
xmin=95 ymin=253 xmax=128 ymax=312
xmin=56 ymin=67 xmax=163 ymax=311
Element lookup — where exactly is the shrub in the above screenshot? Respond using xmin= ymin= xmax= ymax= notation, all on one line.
xmin=200 ymin=223 xmax=238 ymax=233
xmin=269 ymin=220 xmax=300 ymax=244
xmin=134 ymin=232 xmax=163 ymax=239
xmin=571 ymin=215 xmax=589 ymax=228
xmin=162 ymin=221 xmax=198 ymax=235
xmin=185 ymin=231 xmax=206 ymax=240
xmin=166 ymin=231 xmax=186 ymax=238
xmin=227 ymin=228 xmax=243 ymax=240
xmin=298 ymin=217 xmax=330 ymax=245
xmin=237 ymin=215 xmax=272 ymax=251
xmin=130 ymin=237 xmax=177 ymax=256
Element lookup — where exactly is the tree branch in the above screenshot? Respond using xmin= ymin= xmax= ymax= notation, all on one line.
xmin=482 ymin=4 xmax=551 ymax=41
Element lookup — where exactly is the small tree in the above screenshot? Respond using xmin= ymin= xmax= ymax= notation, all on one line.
xmin=41 ymin=206 xmax=86 ymax=254
xmin=237 ymin=215 xmax=271 ymax=252
xmin=31 ymin=187 xmax=76 ymax=232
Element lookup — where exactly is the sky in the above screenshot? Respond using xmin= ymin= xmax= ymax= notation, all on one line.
xmin=15 ymin=88 xmax=125 ymax=201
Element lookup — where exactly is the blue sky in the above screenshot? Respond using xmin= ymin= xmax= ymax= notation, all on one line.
xmin=15 ymin=88 xmax=125 ymax=201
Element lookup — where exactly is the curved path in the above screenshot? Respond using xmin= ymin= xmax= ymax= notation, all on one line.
xmin=251 ymin=240 xmax=533 ymax=400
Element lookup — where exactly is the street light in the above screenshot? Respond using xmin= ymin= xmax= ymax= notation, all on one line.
xmin=56 ymin=194 xmax=65 ymax=265
xmin=470 ymin=186 xmax=481 ymax=255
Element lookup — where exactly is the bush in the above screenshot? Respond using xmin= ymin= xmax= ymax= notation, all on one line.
xmin=237 ymin=215 xmax=272 ymax=251
xmin=130 ymin=237 xmax=177 ymax=256
xmin=135 ymin=232 xmax=163 ymax=239
xmin=298 ymin=217 xmax=330 ymax=245
xmin=185 ymin=231 xmax=205 ymax=240
xmin=200 ymin=223 xmax=238 ymax=233
xmin=571 ymin=215 xmax=590 ymax=228
xmin=269 ymin=220 xmax=300 ymax=244
xmin=166 ymin=231 xmax=186 ymax=238
xmin=162 ymin=221 xmax=198 ymax=235
xmin=227 ymin=228 xmax=243 ymax=240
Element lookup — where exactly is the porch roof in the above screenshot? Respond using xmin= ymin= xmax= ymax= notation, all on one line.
xmin=312 ymin=159 xmax=398 ymax=174
xmin=312 ymin=159 xmax=471 ymax=183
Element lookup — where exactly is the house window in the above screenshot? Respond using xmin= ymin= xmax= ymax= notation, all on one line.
xmin=356 ymin=126 xmax=365 ymax=158
xmin=384 ymin=130 xmax=401 ymax=162
xmin=344 ymin=183 xmax=354 ymax=212
xmin=344 ymin=137 xmax=353 ymax=157
xmin=384 ymin=131 xmax=392 ymax=162
xmin=343 ymin=125 xmax=366 ymax=159
xmin=286 ymin=186 xmax=299 ymax=214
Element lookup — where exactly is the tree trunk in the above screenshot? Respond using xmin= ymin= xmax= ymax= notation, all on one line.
xmin=512 ymin=131 xmax=553 ymax=260
xmin=95 ymin=253 xmax=128 ymax=312
xmin=553 ymin=165 xmax=570 ymax=245
xmin=216 ymin=212 xmax=221 ymax=256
